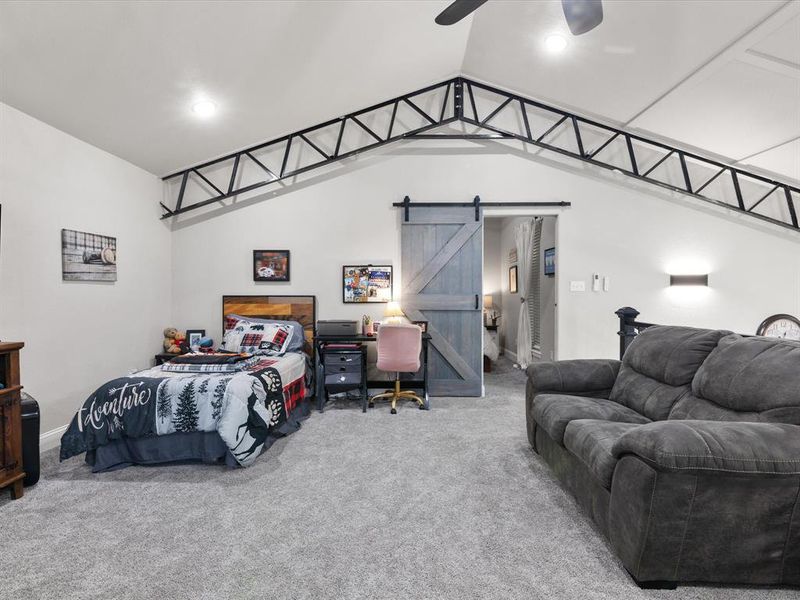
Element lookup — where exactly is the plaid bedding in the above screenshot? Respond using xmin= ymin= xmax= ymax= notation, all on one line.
xmin=161 ymin=355 xmax=261 ymax=373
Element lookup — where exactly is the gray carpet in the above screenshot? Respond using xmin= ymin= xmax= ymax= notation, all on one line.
xmin=0 ymin=359 xmax=795 ymax=599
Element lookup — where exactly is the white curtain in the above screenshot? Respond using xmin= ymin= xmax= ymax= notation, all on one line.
xmin=515 ymin=219 xmax=535 ymax=368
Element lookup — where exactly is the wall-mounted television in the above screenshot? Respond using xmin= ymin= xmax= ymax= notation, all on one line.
xmin=544 ymin=247 xmax=556 ymax=276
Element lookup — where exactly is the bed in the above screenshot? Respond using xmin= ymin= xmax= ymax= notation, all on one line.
xmin=60 ymin=295 xmax=316 ymax=472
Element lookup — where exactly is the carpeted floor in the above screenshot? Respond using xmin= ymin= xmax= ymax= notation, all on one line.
xmin=0 ymin=358 xmax=796 ymax=599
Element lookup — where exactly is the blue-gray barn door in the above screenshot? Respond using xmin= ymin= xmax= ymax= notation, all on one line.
xmin=401 ymin=207 xmax=483 ymax=396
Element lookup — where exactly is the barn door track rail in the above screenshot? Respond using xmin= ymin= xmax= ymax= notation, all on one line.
xmin=393 ymin=196 xmax=570 ymax=222
xmin=161 ymin=77 xmax=800 ymax=233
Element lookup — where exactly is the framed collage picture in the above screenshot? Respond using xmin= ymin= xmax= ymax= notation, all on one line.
xmin=342 ymin=265 xmax=393 ymax=303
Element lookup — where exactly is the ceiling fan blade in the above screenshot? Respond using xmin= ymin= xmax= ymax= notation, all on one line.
xmin=561 ymin=0 xmax=603 ymax=35
xmin=435 ymin=0 xmax=488 ymax=26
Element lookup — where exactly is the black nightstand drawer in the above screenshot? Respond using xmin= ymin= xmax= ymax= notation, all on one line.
xmin=324 ymin=361 xmax=362 ymax=375
xmin=323 ymin=352 xmax=362 ymax=366
xmin=324 ymin=371 xmax=362 ymax=390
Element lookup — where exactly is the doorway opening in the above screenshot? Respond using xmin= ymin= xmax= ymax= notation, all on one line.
xmin=483 ymin=215 xmax=558 ymax=370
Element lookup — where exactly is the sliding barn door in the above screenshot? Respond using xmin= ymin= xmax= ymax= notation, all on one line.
xmin=401 ymin=207 xmax=483 ymax=396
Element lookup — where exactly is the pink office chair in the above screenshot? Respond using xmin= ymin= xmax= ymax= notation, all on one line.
xmin=369 ymin=323 xmax=424 ymax=414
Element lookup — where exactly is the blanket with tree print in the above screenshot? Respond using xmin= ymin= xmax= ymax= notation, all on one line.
xmin=60 ymin=365 xmax=289 ymax=467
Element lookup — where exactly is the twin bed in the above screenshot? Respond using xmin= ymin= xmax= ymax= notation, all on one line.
xmin=60 ymin=295 xmax=316 ymax=471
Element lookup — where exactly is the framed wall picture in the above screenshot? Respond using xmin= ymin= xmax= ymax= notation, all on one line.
xmin=544 ymin=247 xmax=556 ymax=276
xmin=509 ymin=265 xmax=518 ymax=294
xmin=253 ymin=250 xmax=290 ymax=282
xmin=343 ymin=265 xmax=393 ymax=303
xmin=186 ymin=329 xmax=206 ymax=348
xmin=61 ymin=229 xmax=117 ymax=282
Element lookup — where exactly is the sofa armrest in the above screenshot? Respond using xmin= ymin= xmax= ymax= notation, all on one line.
xmin=526 ymin=359 xmax=620 ymax=398
xmin=612 ymin=420 xmax=800 ymax=475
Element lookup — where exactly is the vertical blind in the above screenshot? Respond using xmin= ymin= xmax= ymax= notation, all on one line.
xmin=527 ymin=218 xmax=543 ymax=354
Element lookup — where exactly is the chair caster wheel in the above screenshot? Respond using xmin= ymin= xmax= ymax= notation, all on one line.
xmin=368 ymin=402 xmax=374 ymax=408
xmin=391 ymin=408 xmax=397 ymax=414
xmin=418 ymin=404 xmax=425 ymax=410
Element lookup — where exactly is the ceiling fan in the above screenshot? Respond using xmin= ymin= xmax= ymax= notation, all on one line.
xmin=435 ymin=0 xmax=603 ymax=35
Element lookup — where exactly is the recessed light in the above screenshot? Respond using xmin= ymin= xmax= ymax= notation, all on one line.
xmin=191 ymin=100 xmax=217 ymax=118
xmin=544 ymin=34 xmax=568 ymax=53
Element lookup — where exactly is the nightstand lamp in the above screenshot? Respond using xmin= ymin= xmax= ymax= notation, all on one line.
xmin=483 ymin=294 xmax=499 ymax=326
xmin=384 ymin=301 xmax=404 ymax=324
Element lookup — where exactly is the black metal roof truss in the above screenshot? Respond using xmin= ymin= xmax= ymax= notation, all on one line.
xmin=161 ymin=77 xmax=800 ymax=232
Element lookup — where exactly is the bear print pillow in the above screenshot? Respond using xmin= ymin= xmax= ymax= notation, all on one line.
xmin=220 ymin=318 xmax=294 ymax=355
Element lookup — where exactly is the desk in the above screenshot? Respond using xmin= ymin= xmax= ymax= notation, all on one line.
xmin=314 ymin=333 xmax=430 ymax=412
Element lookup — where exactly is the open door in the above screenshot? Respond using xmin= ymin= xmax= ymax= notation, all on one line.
xmin=401 ymin=206 xmax=483 ymax=396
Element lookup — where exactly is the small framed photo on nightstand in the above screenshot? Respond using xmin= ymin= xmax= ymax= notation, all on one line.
xmin=186 ymin=329 xmax=205 ymax=348
xmin=412 ymin=320 xmax=428 ymax=333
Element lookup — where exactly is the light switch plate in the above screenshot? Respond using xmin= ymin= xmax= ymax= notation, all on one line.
xmin=570 ymin=280 xmax=586 ymax=292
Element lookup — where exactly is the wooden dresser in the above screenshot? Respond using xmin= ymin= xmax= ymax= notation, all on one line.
xmin=0 ymin=342 xmax=25 ymax=500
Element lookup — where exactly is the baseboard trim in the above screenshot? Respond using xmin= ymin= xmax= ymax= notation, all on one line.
xmin=40 ymin=424 xmax=68 ymax=452
xmin=504 ymin=348 xmax=517 ymax=362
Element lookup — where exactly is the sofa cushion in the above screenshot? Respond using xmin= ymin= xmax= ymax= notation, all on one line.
xmin=612 ymin=420 xmax=800 ymax=474
xmin=669 ymin=394 xmax=800 ymax=424
xmin=532 ymin=394 xmax=650 ymax=445
xmin=564 ymin=420 xmax=641 ymax=489
xmin=610 ymin=325 xmax=731 ymax=420
xmin=683 ymin=335 xmax=800 ymax=424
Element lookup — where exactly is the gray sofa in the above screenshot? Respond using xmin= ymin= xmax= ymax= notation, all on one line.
xmin=525 ymin=325 xmax=800 ymax=589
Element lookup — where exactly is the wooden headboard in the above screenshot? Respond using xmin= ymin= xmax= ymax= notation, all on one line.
xmin=222 ymin=295 xmax=316 ymax=355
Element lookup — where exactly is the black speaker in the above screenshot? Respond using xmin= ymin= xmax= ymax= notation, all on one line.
xmin=20 ymin=393 xmax=40 ymax=487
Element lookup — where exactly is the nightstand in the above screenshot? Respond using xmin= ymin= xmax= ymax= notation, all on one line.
xmin=484 ymin=325 xmax=499 ymax=373
xmin=154 ymin=353 xmax=178 ymax=366
xmin=320 ymin=345 xmax=368 ymax=412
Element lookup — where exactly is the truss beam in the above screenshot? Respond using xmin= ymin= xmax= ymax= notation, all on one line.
xmin=161 ymin=77 xmax=800 ymax=233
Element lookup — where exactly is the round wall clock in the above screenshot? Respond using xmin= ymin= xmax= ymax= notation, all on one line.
xmin=756 ymin=314 xmax=800 ymax=340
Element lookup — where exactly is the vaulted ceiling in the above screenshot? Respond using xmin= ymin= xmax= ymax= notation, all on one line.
xmin=1 ymin=0 xmax=797 ymax=183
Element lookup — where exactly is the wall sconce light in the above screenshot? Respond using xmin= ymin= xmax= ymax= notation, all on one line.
xmin=669 ymin=274 xmax=709 ymax=286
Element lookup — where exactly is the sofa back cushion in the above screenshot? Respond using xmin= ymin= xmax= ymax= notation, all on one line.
xmin=671 ymin=334 xmax=800 ymax=424
xmin=610 ymin=325 xmax=730 ymax=421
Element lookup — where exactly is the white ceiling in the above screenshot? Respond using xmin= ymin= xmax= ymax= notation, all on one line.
xmin=1 ymin=0 xmax=798 ymax=183
xmin=0 ymin=1 xmax=469 ymax=175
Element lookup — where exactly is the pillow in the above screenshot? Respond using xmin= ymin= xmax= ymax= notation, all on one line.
xmin=224 ymin=314 xmax=306 ymax=353
xmin=220 ymin=319 xmax=294 ymax=355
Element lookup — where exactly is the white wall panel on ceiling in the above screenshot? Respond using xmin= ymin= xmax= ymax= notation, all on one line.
xmin=461 ymin=0 xmax=784 ymax=122
xmin=630 ymin=59 xmax=800 ymax=161
xmin=750 ymin=13 xmax=800 ymax=65
xmin=742 ymin=138 xmax=800 ymax=183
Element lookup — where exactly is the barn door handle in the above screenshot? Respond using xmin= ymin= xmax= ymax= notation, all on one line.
xmin=475 ymin=294 xmax=479 ymax=310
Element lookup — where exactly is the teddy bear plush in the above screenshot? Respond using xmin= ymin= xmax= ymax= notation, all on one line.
xmin=163 ymin=327 xmax=187 ymax=354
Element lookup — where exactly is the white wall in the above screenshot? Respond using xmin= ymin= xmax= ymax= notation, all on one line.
xmin=498 ymin=215 xmax=557 ymax=361
xmin=482 ymin=218 xmax=502 ymax=325
xmin=539 ymin=217 xmax=557 ymax=361
xmin=499 ymin=216 xmax=522 ymax=357
xmin=171 ymin=143 xmax=800 ymax=366
xmin=0 ymin=103 xmax=171 ymax=435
